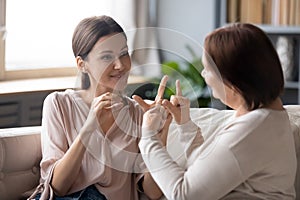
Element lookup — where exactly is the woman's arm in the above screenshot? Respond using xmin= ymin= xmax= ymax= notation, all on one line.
xmin=176 ymin=120 xmax=204 ymax=159
xmin=51 ymin=136 xmax=87 ymax=196
xmin=41 ymin=93 xmax=92 ymax=196
xmin=42 ymin=92 xmax=120 ymax=196
xmin=140 ymin=113 xmax=173 ymax=199
xmin=142 ymin=173 xmax=163 ymax=200
xmin=135 ymin=78 xmax=205 ymax=199
xmin=139 ymin=131 xmax=243 ymax=200
xmin=139 ymin=100 xmax=243 ymax=200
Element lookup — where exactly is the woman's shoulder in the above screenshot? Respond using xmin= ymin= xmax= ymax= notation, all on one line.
xmin=235 ymin=108 xmax=289 ymax=125
xmin=44 ymin=89 xmax=77 ymax=106
xmin=222 ymin=108 xmax=291 ymax=144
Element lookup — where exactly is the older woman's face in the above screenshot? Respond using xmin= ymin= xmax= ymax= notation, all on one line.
xmin=201 ymin=52 xmax=242 ymax=109
xmin=85 ymin=33 xmax=131 ymax=93
xmin=201 ymin=52 xmax=226 ymax=100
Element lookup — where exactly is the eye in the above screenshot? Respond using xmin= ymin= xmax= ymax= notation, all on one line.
xmin=120 ymin=51 xmax=129 ymax=57
xmin=201 ymin=69 xmax=207 ymax=77
xmin=101 ymin=54 xmax=114 ymax=61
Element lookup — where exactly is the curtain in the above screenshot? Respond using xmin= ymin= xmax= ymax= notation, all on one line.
xmin=111 ymin=0 xmax=161 ymax=78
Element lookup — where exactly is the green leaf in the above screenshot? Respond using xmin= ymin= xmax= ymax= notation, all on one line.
xmin=161 ymin=61 xmax=180 ymax=76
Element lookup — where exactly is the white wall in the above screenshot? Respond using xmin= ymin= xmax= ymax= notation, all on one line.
xmin=156 ymin=0 xmax=217 ymax=62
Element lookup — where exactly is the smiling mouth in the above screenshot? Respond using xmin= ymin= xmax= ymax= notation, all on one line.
xmin=110 ymin=73 xmax=125 ymax=79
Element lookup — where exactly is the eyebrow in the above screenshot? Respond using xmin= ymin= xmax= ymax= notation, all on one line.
xmin=121 ymin=45 xmax=128 ymax=50
xmin=100 ymin=50 xmax=113 ymax=54
xmin=99 ymin=46 xmax=128 ymax=54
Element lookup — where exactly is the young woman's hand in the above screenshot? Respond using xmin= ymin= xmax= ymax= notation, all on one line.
xmin=82 ymin=92 xmax=123 ymax=134
xmin=162 ymin=80 xmax=191 ymax=125
xmin=133 ymin=75 xmax=169 ymax=112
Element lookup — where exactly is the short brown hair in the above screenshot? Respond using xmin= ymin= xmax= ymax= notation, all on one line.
xmin=204 ymin=23 xmax=284 ymax=110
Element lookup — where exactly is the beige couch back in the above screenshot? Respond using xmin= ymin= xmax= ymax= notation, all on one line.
xmin=0 ymin=106 xmax=299 ymax=200
xmin=0 ymin=127 xmax=41 ymax=200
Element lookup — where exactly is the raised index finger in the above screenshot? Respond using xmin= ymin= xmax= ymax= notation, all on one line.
xmin=155 ymin=75 xmax=169 ymax=101
xmin=176 ymin=79 xmax=182 ymax=96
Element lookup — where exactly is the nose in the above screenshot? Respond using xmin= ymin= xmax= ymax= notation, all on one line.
xmin=113 ymin=57 xmax=125 ymax=70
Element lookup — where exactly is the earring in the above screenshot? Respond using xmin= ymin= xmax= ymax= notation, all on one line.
xmin=81 ymin=64 xmax=87 ymax=73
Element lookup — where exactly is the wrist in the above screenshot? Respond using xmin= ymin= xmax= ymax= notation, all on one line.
xmin=78 ymin=126 xmax=94 ymax=145
xmin=141 ymin=127 xmax=158 ymax=139
xmin=177 ymin=119 xmax=198 ymax=133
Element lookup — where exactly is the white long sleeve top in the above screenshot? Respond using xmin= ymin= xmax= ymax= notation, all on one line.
xmin=139 ymin=108 xmax=297 ymax=200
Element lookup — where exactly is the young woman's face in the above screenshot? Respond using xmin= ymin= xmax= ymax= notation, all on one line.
xmin=85 ymin=33 xmax=131 ymax=93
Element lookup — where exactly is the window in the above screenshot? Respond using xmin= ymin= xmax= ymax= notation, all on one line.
xmin=0 ymin=0 xmax=113 ymax=80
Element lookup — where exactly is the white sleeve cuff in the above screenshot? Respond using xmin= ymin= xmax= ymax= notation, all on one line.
xmin=177 ymin=119 xmax=200 ymax=134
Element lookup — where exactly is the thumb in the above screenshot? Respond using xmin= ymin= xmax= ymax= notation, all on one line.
xmin=132 ymin=95 xmax=149 ymax=111
xmin=164 ymin=113 xmax=173 ymax=128
xmin=162 ymin=100 xmax=176 ymax=116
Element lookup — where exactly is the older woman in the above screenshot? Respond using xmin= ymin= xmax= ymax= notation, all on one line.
xmin=138 ymin=23 xmax=297 ymax=200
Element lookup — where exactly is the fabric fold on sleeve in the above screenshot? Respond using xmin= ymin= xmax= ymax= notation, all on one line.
xmin=176 ymin=120 xmax=204 ymax=159
xmin=27 ymin=161 xmax=59 ymax=200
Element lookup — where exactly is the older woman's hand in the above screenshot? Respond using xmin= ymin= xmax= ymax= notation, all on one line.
xmin=162 ymin=80 xmax=191 ymax=125
xmin=132 ymin=75 xmax=169 ymax=112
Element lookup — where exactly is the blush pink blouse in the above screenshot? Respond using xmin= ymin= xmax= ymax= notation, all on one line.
xmin=40 ymin=89 xmax=145 ymax=200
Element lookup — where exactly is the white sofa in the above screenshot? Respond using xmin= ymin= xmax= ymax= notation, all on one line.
xmin=0 ymin=105 xmax=300 ymax=200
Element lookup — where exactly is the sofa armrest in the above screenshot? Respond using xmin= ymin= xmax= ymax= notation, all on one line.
xmin=0 ymin=126 xmax=41 ymax=200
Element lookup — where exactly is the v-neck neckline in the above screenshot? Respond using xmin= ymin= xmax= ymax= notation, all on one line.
xmin=71 ymin=89 xmax=130 ymax=138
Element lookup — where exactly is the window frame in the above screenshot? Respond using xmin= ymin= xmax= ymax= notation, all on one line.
xmin=0 ymin=0 xmax=5 ymax=80
xmin=0 ymin=0 xmax=77 ymax=81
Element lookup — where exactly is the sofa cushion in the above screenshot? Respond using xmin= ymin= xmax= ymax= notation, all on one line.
xmin=0 ymin=126 xmax=41 ymax=200
xmin=285 ymin=105 xmax=300 ymax=200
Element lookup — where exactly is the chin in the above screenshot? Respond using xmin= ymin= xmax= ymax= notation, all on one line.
xmin=105 ymin=75 xmax=128 ymax=91
xmin=211 ymin=91 xmax=219 ymax=100
xmin=111 ymin=82 xmax=128 ymax=92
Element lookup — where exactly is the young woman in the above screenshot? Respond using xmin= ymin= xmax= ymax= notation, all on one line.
xmin=29 ymin=15 xmax=162 ymax=200
xmin=138 ymin=23 xmax=297 ymax=199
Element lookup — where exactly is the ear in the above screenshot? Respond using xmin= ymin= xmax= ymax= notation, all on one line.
xmin=224 ymin=82 xmax=238 ymax=97
xmin=230 ymin=85 xmax=241 ymax=97
xmin=76 ymin=56 xmax=87 ymax=72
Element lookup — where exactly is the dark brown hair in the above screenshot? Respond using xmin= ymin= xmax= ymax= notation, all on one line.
xmin=204 ymin=23 xmax=284 ymax=110
xmin=72 ymin=15 xmax=125 ymax=89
